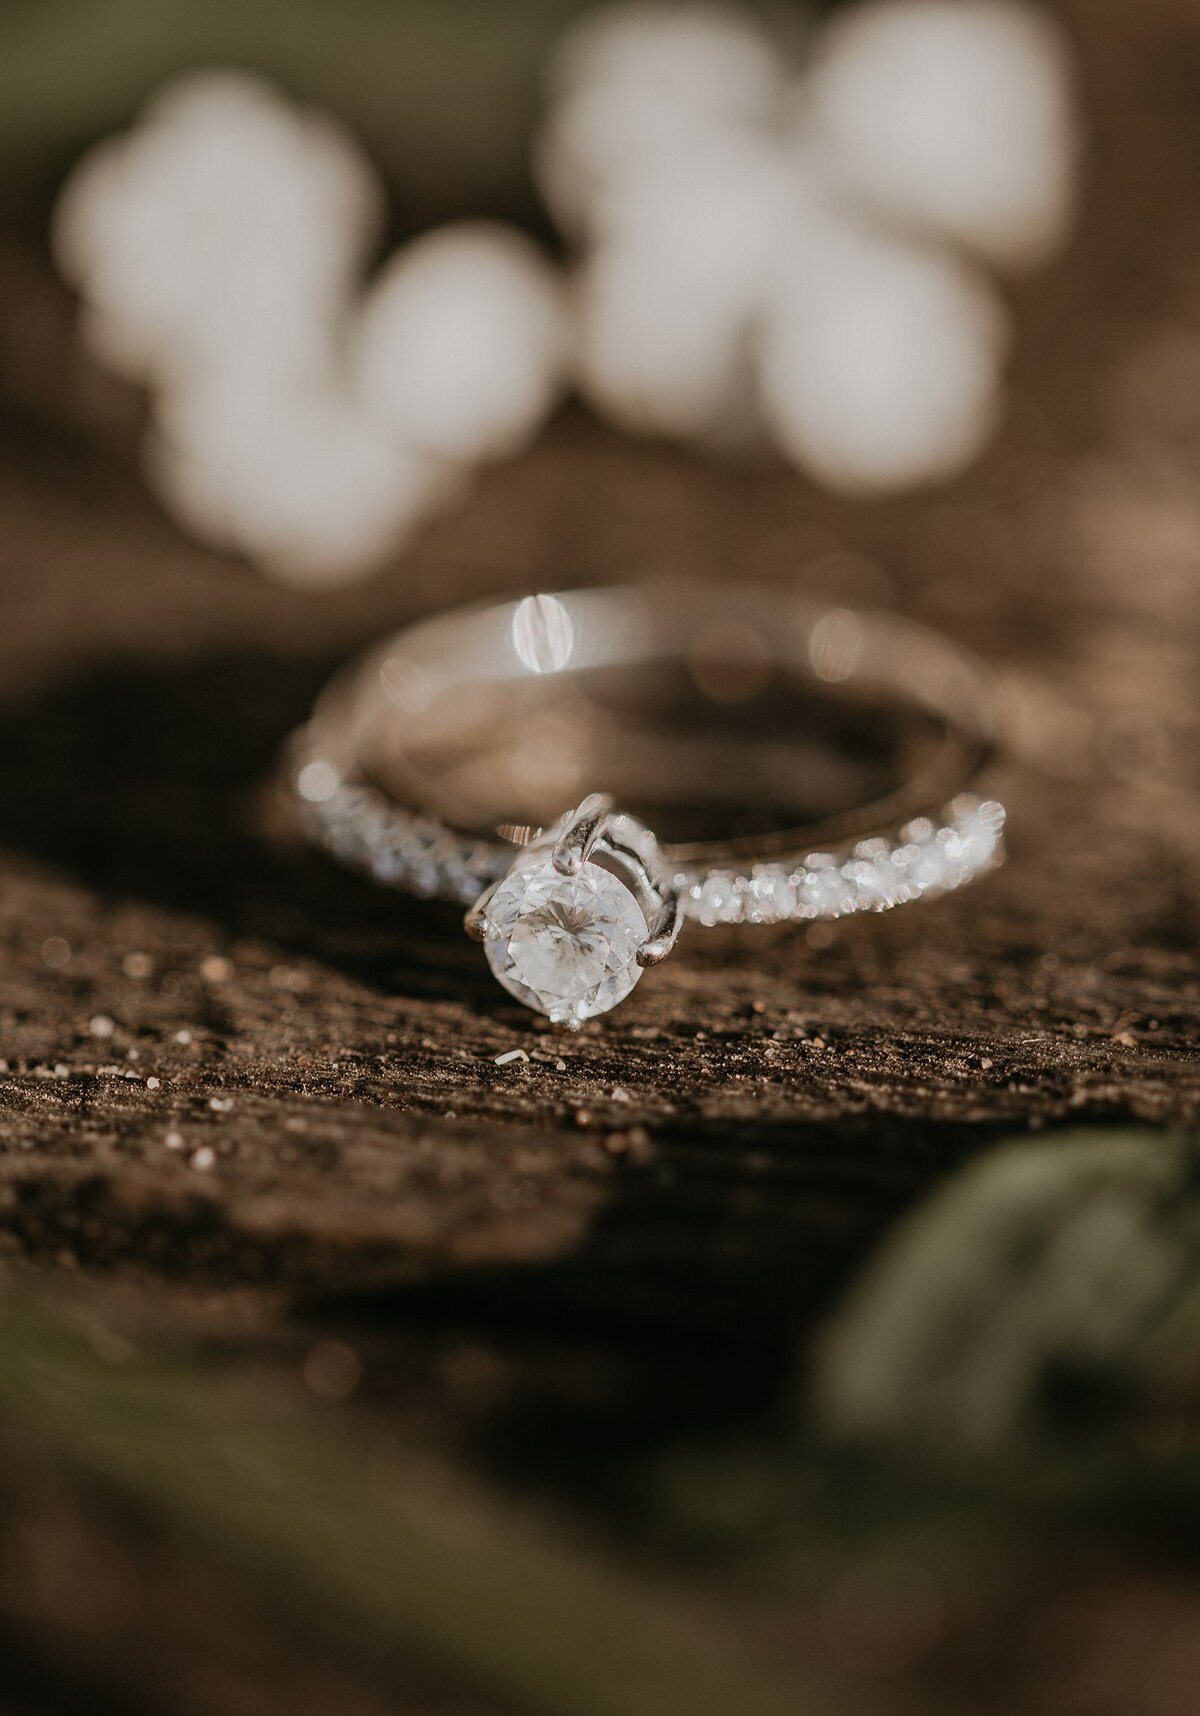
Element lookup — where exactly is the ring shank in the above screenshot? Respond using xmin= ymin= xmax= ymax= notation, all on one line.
xmin=292 ymin=583 xmax=1005 ymax=921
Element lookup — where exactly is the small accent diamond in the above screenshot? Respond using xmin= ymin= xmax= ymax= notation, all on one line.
xmin=798 ymin=864 xmax=854 ymax=918
xmin=744 ymin=870 xmax=798 ymax=923
xmin=694 ymin=874 xmax=742 ymax=926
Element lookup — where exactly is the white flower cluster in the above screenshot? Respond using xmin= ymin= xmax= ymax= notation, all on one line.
xmin=541 ymin=0 xmax=1079 ymax=492
xmin=52 ymin=2 xmax=1079 ymax=585
xmin=53 ymin=72 xmax=569 ymax=584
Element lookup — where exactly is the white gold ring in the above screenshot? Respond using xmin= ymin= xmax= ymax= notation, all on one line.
xmin=288 ymin=583 xmax=1006 ymax=1026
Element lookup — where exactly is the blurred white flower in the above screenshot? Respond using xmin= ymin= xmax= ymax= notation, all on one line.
xmin=802 ymin=0 xmax=1079 ymax=270
xmin=146 ymin=370 xmax=461 ymax=585
xmin=548 ymin=0 xmax=783 ymax=105
xmin=538 ymin=0 xmax=1079 ymax=492
xmin=576 ymin=240 xmax=752 ymax=442
xmin=758 ymin=212 xmax=1011 ymax=493
xmin=52 ymin=76 xmax=570 ymax=586
xmin=575 ymin=132 xmax=790 ymax=439
xmin=352 ymin=223 xmax=569 ymax=463
xmin=53 ymin=70 xmax=383 ymax=387
xmin=50 ymin=0 xmax=1086 ymax=584
xmin=534 ymin=1 xmax=785 ymax=235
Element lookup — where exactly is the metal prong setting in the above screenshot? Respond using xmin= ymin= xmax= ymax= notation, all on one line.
xmin=636 ymin=890 xmax=682 ymax=967
xmin=463 ymin=879 xmax=499 ymax=942
xmin=551 ymin=793 xmax=614 ymax=877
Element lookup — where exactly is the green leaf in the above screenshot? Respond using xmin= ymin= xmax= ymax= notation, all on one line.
xmin=813 ymin=1128 xmax=1200 ymax=1459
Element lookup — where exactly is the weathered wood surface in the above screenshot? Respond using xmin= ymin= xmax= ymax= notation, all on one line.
xmin=0 ymin=1 xmax=1199 ymax=1710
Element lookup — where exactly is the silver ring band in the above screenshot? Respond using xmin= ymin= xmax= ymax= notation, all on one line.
xmin=287 ymin=583 xmax=1005 ymax=1022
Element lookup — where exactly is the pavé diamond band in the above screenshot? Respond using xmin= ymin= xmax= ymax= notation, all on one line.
xmin=288 ymin=583 xmax=1006 ymax=1025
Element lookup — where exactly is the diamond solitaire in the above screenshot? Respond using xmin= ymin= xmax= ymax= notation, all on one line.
xmin=480 ymin=851 xmax=646 ymax=1022
xmin=464 ymin=796 xmax=682 ymax=1026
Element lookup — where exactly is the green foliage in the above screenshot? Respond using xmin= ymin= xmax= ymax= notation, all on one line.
xmin=0 ymin=1270 xmax=839 ymax=1716
xmin=0 ymin=0 xmax=591 ymax=210
xmin=814 ymin=1128 xmax=1200 ymax=1459
xmin=642 ymin=1130 xmax=1200 ymax=1563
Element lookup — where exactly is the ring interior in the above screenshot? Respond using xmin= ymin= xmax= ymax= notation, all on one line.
xmin=311 ymin=583 xmax=997 ymax=864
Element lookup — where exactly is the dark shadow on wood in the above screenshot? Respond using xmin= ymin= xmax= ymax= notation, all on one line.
xmin=0 ymin=653 xmax=499 ymax=1010
xmin=303 ymin=1110 xmax=1009 ymax=1523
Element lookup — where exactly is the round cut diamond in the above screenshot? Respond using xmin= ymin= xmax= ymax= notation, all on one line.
xmin=484 ymin=851 xmax=649 ymax=1023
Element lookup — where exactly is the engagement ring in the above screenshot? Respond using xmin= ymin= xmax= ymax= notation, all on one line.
xmin=288 ymin=583 xmax=1005 ymax=1026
